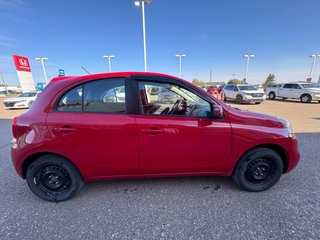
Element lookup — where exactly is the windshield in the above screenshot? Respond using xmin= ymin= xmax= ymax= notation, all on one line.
xmin=301 ymin=83 xmax=320 ymax=88
xmin=238 ymin=85 xmax=257 ymax=91
xmin=18 ymin=92 xmax=37 ymax=97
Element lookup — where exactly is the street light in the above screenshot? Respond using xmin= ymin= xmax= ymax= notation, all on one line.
xmin=309 ymin=54 xmax=320 ymax=79
xmin=134 ymin=0 xmax=151 ymax=72
xmin=103 ymin=55 xmax=115 ymax=72
xmin=35 ymin=57 xmax=49 ymax=84
xmin=243 ymin=54 xmax=255 ymax=83
xmin=175 ymin=54 xmax=186 ymax=78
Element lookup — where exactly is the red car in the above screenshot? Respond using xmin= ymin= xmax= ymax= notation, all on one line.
xmin=11 ymin=72 xmax=300 ymax=201
xmin=207 ymin=86 xmax=219 ymax=94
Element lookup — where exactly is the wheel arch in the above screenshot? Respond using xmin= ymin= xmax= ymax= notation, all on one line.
xmin=232 ymin=144 xmax=289 ymax=174
xmin=22 ymin=152 xmax=84 ymax=179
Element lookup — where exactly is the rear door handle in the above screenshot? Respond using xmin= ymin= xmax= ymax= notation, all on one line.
xmin=141 ymin=128 xmax=163 ymax=135
xmin=54 ymin=127 xmax=77 ymax=133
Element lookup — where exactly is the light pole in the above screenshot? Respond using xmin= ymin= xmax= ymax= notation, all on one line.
xmin=35 ymin=57 xmax=48 ymax=84
xmin=135 ymin=0 xmax=151 ymax=72
xmin=243 ymin=54 xmax=255 ymax=83
xmin=309 ymin=54 xmax=320 ymax=79
xmin=103 ymin=55 xmax=115 ymax=72
xmin=175 ymin=54 xmax=186 ymax=78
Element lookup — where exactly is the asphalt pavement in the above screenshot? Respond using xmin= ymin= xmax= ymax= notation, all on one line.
xmin=0 ymin=119 xmax=319 ymax=240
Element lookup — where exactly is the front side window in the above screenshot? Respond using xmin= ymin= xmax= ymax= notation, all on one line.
xmin=56 ymin=78 xmax=126 ymax=113
xmin=283 ymin=84 xmax=293 ymax=89
xmin=138 ymin=81 xmax=212 ymax=118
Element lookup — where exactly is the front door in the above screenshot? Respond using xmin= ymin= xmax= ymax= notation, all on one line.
xmin=135 ymin=79 xmax=232 ymax=174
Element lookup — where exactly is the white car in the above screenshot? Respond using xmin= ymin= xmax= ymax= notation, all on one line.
xmin=3 ymin=91 xmax=41 ymax=109
xmin=266 ymin=82 xmax=320 ymax=103
xmin=222 ymin=84 xmax=266 ymax=104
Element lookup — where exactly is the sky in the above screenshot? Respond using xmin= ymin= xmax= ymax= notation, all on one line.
xmin=1 ymin=0 xmax=320 ymax=86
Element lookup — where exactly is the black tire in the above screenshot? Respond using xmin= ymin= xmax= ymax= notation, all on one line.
xmin=232 ymin=148 xmax=283 ymax=192
xmin=255 ymin=102 xmax=261 ymax=104
xmin=268 ymin=92 xmax=276 ymax=100
xmin=300 ymin=94 xmax=311 ymax=103
xmin=235 ymin=95 xmax=243 ymax=104
xmin=26 ymin=154 xmax=84 ymax=202
xmin=318 ymin=101 xmax=320 ymax=103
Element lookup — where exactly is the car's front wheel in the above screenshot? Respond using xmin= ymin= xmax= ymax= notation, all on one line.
xmin=232 ymin=148 xmax=283 ymax=192
xmin=235 ymin=95 xmax=243 ymax=104
xmin=26 ymin=154 xmax=84 ymax=202
xmin=300 ymin=94 xmax=312 ymax=103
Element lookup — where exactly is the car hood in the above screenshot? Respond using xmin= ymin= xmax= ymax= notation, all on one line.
xmin=304 ymin=88 xmax=320 ymax=92
xmin=4 ymin=97 xmax=31 ymax=102
xmin=227 ymin=106 xmax=284 ymax=128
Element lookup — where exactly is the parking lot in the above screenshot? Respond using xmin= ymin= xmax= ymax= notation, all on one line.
xmin=0 ymin=97 xmax=319 ymax=239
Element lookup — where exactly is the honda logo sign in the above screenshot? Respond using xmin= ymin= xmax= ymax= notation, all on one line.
xmin=13 ymin=55 xmax=31 ymax=72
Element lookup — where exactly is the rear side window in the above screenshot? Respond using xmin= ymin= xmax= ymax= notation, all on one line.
xmin=56 ymin=86 xmax=83 ymax=112
xmin=56 ymin=78 xmax=126 ymax=113
xmin=83 ymin=78 xmax=126 ymax=113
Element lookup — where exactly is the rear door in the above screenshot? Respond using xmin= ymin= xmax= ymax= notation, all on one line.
xmin=133 ymin=77 xmax=232 ymax=174
xmin=46 ymin=78 xmax=139 ymax=179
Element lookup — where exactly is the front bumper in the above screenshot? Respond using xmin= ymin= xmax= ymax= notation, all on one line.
xmin=243 ymin=95 xmax=266 ymax=102
xmin=312 ymin=94 xmax=320 ymax=101
xmin=285 ymin=135 xmax=300 ymax=173
xmin=3 ymin=101 xmax=28 ymax=109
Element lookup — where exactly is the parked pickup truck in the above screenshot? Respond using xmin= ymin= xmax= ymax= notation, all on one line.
xmin=266 ymin=82 xmax=320 ymax=103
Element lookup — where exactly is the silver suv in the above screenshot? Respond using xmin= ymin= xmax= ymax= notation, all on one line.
xmin=222 ymin=84 xmax=266 ymax=104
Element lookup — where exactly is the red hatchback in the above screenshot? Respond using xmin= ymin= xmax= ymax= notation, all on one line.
xmin=11 ymin=72 xmax=300 ymax=201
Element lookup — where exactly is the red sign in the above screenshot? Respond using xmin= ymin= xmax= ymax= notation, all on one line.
xmin=13 ymin=55 xmax=31 ymax=72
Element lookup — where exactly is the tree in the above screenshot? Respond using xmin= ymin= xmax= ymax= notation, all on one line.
xmin=227 ymin=79 xmax=241 ymax=85
xmin=263 ymin=74 xmax=276 ymax=88
xmin=192 ymin=79 xmax=205 ymax=86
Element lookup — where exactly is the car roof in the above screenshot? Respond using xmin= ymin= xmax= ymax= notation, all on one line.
xmin=50 ymin=72 xmax=180 ymax=83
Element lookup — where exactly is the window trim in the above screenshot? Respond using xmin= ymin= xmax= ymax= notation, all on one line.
xmin=54 ymin=77 xmax=128 ymax=114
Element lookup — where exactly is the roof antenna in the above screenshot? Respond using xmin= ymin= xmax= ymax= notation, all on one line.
xmin=81 ymin=66 xmax=91 ymax=75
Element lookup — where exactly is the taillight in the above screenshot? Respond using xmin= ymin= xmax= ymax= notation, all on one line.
xmin=12 ymin=117 xmax=18 ymax=139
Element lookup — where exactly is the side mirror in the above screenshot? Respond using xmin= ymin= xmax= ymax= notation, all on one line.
xmin=213 ymin=105 xmax=223 ymax=119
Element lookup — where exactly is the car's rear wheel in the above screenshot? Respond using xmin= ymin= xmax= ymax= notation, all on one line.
xmin=232 ymin=148 xmax=283 ymax=192
xmin=255 ymin=102 xmax=261 ymax=104
xmin=235 ymin=95 xmax=243 ymax=104
xmin=300 ymin=94 xmax=311 ymax=103
xmin=268 ymin=92 xmax=276 ymax=100
xmin=26 ymin=154 xmax=84 ymax=202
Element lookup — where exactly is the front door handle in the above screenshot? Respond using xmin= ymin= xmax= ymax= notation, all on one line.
xmin=54 ymin=127 xmax=77 ymax=133
xmin=141 ymin=128 xmax=163 ymax=135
